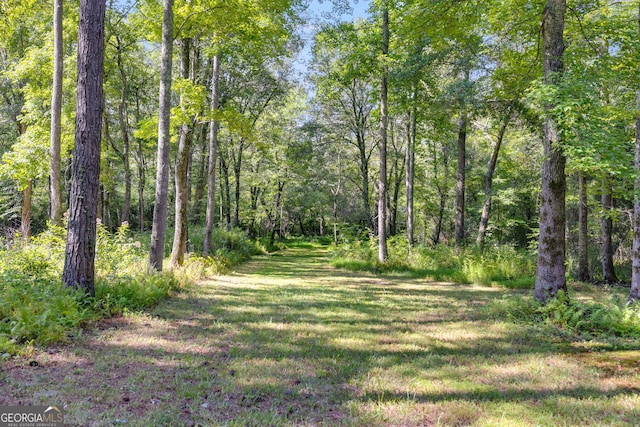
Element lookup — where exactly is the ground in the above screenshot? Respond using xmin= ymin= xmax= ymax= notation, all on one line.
xmin=1 ymin=244 xmax=639 ymax=426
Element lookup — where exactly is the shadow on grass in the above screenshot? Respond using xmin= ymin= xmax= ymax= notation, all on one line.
xmin=2 ymin=245 xmax=639 ymax=426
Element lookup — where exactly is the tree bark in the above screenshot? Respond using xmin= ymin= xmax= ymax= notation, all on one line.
xmin=148 ymin=0 xmax=174 ymax=271
xmin=455 ymin=113 xmax=467 ymax=251
xmin=49 ymin=0 xmax=63 ymax=226
xmin=378 ymin=5 xmax=389 ymax=262
xmin=62 ymin=0 xmax=106 ymax=296
xmin=116 ymin=35 xmax=131 ymax=225
xmin=577 ymin=172 xmax=590 ymax=281
xmin=170 ymin=38 xmax=192 ymax=268
xmin=601 ymin=178 xmax=618 ymax=283
xmin=477 ymin=116 xmax=509 ymax=246
xmin=232 ymin=139 xmax=244 ymax=228
xmin=630 ymin=0 xmax=640 ymax=301
xmin=534 ymin=0 xmax=568 ymax=303
xmin=21 ymin=181 xmax=32 ymax=239
xmin=405 ymin=106 xmax=416 ymax=247
xmin=204 ymin=55 xmax=220 ymax=256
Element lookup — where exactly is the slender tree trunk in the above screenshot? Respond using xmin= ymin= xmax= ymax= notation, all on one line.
xmin=455 ymin=113 xmax=467 ymax=251
xmin=220 ymin=154 xmax=231 ymax=228
xmin=358 ymin=142 xmax=372 ymax=229
xmin=21 ymin=181 xmax=32 ymax=239
xmin=170 ymin=39 xmax=192 ymax=268
xmin=631 ymin=0 xmax=640 ymax=300
xmin=148 ymin=0 xmax=174 ymax=271
xmin=406 ymin=107 xmax=416 ymax=247
xmin=433 ymin=186 xmax=446 ymax=245
xmin=62 ymin=0 xmax=106 ymax=296
xmin=477 ymin=117 xmax=509 ymax=245
xmin=203 ymin=55 xmax=220 ymax=256
xmin=232 ymin=139 xmax=244 ymax=228
xmin=601 ymin=178 xmax=618 ymax=283
xmin=534 ymin=0 xmax=568 ymax=303
xmin=116 ymin=37 xmax=131 ymax=224
xmin=49 ymin=0 xmax=63 ymax=226
xmin=378 ymin=5 xmax=389 ymax=262
xmin=577 ymin=172 xmax=589 ymax=281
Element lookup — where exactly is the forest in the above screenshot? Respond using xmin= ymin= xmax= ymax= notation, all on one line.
xmin=1 ymin=0 xmax=640 ymax=424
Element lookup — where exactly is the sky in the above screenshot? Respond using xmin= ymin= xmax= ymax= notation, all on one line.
xmin=292 ymin=0 xmax=370 ymax=81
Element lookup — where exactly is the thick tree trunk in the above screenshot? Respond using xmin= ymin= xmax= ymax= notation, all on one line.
xmin=631 ymin=1 xmax=640 ymax=301
xmin=534 ymin=0 xmax=567 ymax=303
xmin=577 ymin=172 xmax=590 ymax=281
xmin=378 ymin=6 xmax=389 ymax=262
xmin=203 ymin=55 xmax=220 ymax=256
xmin=170 ymin=39 xmax=192 ymax=268
xmin=601 ymin=179 xmax=618 ymax=283
xmin=49 ymin=0 xmax=63 ymax=226
xmin=455 ymin=113 xmax=467 ymax=251
xmin=406 ymin=107 xmax=416 ymax=246
xmin=62 ymin=0 xmax=106 ymax=296
xmin=477 ymin=117 xmax=509 ymax=246
xmin=148 ymin=0 xmax=173 ymax=271
xmin=21 ymin=181 xmax=32 ymax=239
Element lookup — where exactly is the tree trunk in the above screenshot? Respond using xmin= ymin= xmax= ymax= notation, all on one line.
xmin=631 ymin=0 xmax=640 ymax=300
xmin=577 ymin=172 xmax=590 ymax=281
xmin=148 ymin=0 xmax=174 ymax=271
xmin=406 ymin=107 xmax=416 ymax=247
xmin=477 ymin=116 xmax=509 ymax=246
xmin=62 ymin=0 xmax=106 ymax=296
xmin=116 ymin=36 xmax=131 ymax=225
xmin=534 ymin=0 xmax=567 ymax=303
xmin=455 ymin=113 xmax=467 ymax=251
xmin=21 ymin=181 xmax=32 ymax=239
xmin=49 ymin=0 xmax=63 ymax=226
xmin=204 ymin=55 xmax=220 ymax=255
xmin=378 ymin=5 xmax=389 ymax=262
xmin=170 ymin=38 xmax=192 ymax=268
xmin=220 ymin=154 xmax=231 ymax=228
xmin=601 ymin=178 xmax=618 ymax=283
xmin=232 ymin=139 xmax=244 ymax=228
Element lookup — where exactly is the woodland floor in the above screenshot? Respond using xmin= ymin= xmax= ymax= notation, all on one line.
xmin=1 ymin=244 xmax=640 ymax=426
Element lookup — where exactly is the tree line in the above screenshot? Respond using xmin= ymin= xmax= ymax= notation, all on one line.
xmin=0 ymin=0 xmax=639 ymax=302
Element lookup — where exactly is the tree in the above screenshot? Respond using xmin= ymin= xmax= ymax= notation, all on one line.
xmin=62 ymin=0 xmax=106 ymax=295
xmin=148 ymin=0 xmax=174 ymax=272
xmin=49 ymin=0 xmax=63 ymax=226
xmin=533 ymin=0 xmax=568 ymax=303
xmin=203 ymin=54 xmax=220 ymax=256
xmin=630 ymin=0 xmax=640 ymax=301
xmin=378 ymin=4 xmax=389 ymax=261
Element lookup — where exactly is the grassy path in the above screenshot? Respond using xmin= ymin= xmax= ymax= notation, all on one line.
xmin=2 ymin=244 xmax=640 ymax=426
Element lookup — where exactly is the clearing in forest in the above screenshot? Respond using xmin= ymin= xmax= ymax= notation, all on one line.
xmin=1 ymin=244 xmax=639 ymax=426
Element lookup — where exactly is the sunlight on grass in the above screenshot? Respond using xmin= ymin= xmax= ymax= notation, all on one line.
xmin=2 ymin=244 xmax=639 ymax=426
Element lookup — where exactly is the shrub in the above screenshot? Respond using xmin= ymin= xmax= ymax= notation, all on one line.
xmin=487 ymin=291 xmax=640 ymax=339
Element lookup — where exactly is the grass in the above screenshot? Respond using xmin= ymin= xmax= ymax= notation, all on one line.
xmin=1 ymin=242 xmax=640 ymax=426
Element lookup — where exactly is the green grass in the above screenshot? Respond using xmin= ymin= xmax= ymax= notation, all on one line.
xmin=2 ymin=243 xmax=639 ymax=426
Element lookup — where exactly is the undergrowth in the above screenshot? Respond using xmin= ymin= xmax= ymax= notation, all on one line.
xmin=330 ymin=235 xmax=536 ymax=288
xmin=487 ymin=290 xmax=640 ymax=340
xmin=0 ymin=224 xmax=260 ymax=357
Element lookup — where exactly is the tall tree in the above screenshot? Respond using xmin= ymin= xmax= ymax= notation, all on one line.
xmin=203 ymin=54 xmax=220 ymax=256
xmin=49 ymin=0 xmax=63 ymax=226
xmin=170 ymin=38 xmax=193 ymax=268
xmin=577 ymin=172 xmax=589 ymax=281
xmin=630 ymin=0 xmax=640 ymax=301
xmin=534 ymin=0 xmax=568 ymax=303
xmin=378 ymin=4 xmax=389 ymax=262
xmin=148 ymin=0 xmax=174 ymax=271
xmin=62 ymin=0 xmax=106 ymax=295
xmin=600 ymin=178 xmax=618 ymax=283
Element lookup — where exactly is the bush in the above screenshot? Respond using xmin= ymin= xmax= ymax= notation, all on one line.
xmin=487 ymin=291 xmax=640 ymax=339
